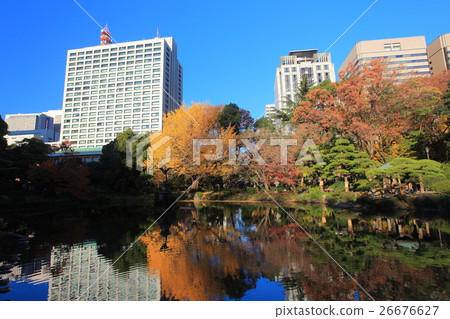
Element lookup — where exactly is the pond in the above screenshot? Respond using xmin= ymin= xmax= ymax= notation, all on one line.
xmin=1 ymin=202 xmax=449 ymax=301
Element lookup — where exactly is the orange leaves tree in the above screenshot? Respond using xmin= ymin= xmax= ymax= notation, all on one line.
xmin=150 ymin=103 xmax=237 ymax=188
xmin=292 ymin=58 xmax=438 ymax=162
xmin=27 ymin=158 xmax=90 ymax=197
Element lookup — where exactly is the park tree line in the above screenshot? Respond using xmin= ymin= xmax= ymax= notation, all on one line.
xmin=1 ymin=58 xmax=449 ymax=202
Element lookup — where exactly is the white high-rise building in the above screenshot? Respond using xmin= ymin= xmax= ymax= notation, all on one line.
xmin=61 ymin=34 xmax=183 ymax=148
xmin=273 ymin=49 xmax=335 ymax=112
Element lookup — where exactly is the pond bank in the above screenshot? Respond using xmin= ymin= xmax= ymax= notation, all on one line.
xmin=188 ymin=190 xmax=449 ymax=212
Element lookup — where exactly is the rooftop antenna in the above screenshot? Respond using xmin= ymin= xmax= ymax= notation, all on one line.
xmin=156 ymin=27 xmax=160 ymax=38
xmin=72 ymin=0 xmax=118 ymax=43
xmin=100 ymin=24 xmax=112 ymax=45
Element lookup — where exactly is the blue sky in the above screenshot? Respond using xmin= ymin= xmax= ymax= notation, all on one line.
xmin=0 ymin=0 xmax=449 ymax=120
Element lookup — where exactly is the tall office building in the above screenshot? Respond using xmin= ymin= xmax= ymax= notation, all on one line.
xmin=427 ymin=33 xmax=450 ymax=75
xmin=61 ymin=30 xmax=183 ymax=148
xmin=338 ymin=36 xmax=430 ymax=81
xmin=273 ymin=49 xmax=336 ymax=112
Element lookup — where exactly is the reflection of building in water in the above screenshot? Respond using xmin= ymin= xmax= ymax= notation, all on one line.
xmin=47 ymin=242 xmax=161 ymax=301
xmin=274 ymin=266 xmax=308 ymax=301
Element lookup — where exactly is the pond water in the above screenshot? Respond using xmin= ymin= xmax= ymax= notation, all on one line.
xmin=1 ymin=202 xmax=449 ymax=301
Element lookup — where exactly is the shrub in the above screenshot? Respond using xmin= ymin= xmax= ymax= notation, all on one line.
xmin=326 ymin=192 xmax=340 ymax=205
xmin=354 ymin=179 xmax=380 ymax=192
xmin=304 ymin=187 xmax=324 ymax=202
xmin=327 ymin=189 xmax=357 ymax=204
xmin=330 ymin=181 xmax=345 ymax=191
xmin=246 ymin=187 xmax=257 ymax=194
xmin=340 ymin=191 xmax=357 ymax=202
xmin=431 ymin=180 xmax=450 ymax=195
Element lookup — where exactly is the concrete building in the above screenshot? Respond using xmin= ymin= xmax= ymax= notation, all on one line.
xmin=338 ymin=36 xmax=430 ymax=81
xmin=427 ymin=33 xmax=450 ymax=75
xmin=61 ymin=31 xmax=183 ymax=148
xmin=273 ymin=49 xmax=336 ymax=111
xmin=44 ymin=109 xmax=63 ymax=142
xmin=4 ymin=112 xmax=59 ymax=145
xmin=264 ymin=103 xmax=276 ymax=118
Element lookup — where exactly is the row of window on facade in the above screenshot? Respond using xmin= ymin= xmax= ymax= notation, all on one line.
xmin=67 ymin=65 xmax=162 ymax=77
xmin=69 ymin=42 xmax=162 ymax=57
xmin=66 ymin=59 xmax=164 ymax=72
xmin=63 ymin=117 xmax=159 ymax=127
xmin=54 ymin=156 xmax=100 ymax=164
xmin=284 ymin=72 xmax=330 ymax=85
xmin=62 ymin=122 xmax=160 ymax=135
xmin=284 ymin=65 xmax=330 ymax=73
xmin=68 ymin=54 xmax=161 ymax=64
xmin=68 ymin=47 xmax=162 ymax=60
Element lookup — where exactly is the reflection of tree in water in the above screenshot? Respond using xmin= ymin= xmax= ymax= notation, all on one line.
xmin=246 ymin=204 xmax=450 ymax=300
xmin=220 ymin=271 xmax=257 ymax=300
xmin=140 ymin=208 xmax=259 ymax=300
xmin=140 ymin=203 xmax=450 ymax=301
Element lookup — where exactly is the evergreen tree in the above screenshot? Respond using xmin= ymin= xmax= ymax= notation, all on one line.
xmin=323 ymin=139 xmax=375 ymax=192
xmin=254 ymin=117 xmax=275 ymax=131
xmin=276 ymin=74 xmax=312 ymax=122
xmin=218 ymin=103 xmax=242 ymax=133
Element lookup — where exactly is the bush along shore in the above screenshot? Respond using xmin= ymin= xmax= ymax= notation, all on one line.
xmin=185 ymin=187 xmax=449 ymax=212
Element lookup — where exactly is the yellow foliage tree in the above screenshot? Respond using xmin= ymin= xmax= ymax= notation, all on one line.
xmin=148 ymin=103 xmax=237 ymax=187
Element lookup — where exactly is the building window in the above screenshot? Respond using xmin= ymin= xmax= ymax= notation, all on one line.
xmin=384 ymin=42 xmax=401 ymax=51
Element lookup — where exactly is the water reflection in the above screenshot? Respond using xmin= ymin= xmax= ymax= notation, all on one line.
xmin=1 ymin=203 xmax=449 ymax=301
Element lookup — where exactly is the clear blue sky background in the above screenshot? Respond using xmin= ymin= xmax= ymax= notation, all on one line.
xmin=0 ymin=0 xmax=449 ymax=120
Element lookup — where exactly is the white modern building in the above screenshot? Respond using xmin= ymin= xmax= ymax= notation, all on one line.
xmin=273 ymin=49 xmax=336 ymax=111
xmin=61 ymin=34 xmax=183 ymax=148
xmin=264 ymin=103 xmax=276 ymax=118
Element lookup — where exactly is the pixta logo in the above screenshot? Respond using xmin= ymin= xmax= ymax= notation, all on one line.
xmin=126 ymin=133 xmax=172 ymax=175
xmin=192 ymin=138 xmax=324 ymax=166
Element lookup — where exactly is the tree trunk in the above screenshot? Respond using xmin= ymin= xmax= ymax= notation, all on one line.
xmin=419 ymin=175 xmax=424 ymax=194
xmin=425 ymin=222 xmax=430 ymax=237
xmin=348 ymin=219 xmax=354 ymax=234
xmin=397 ymin=178 xmax=405 ymax=195
xmin=191 ymin=177 xmax=201 ymax=190
xmin=319 ymin=178 xmax=324 ymax=192
xmin=418 ymin=228 xmax=424 ymax=240
xmin=321 ymin=206 xmax=327 ymax=224
xmin=344 ymin=176 xmax=349 ymax=192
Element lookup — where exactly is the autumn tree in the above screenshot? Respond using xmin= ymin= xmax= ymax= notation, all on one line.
xmin=7 ymin=138 xmax=53 ymax=184
xmin=27 ymin=158 xmax=90 ymax=197
xmin=151 ymin=103 xmax=237 ymax=189
xmin=404 ymin=76 xmax=450 ymax=161
xmin=293 ymin=59 xmax=414 ymax=162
